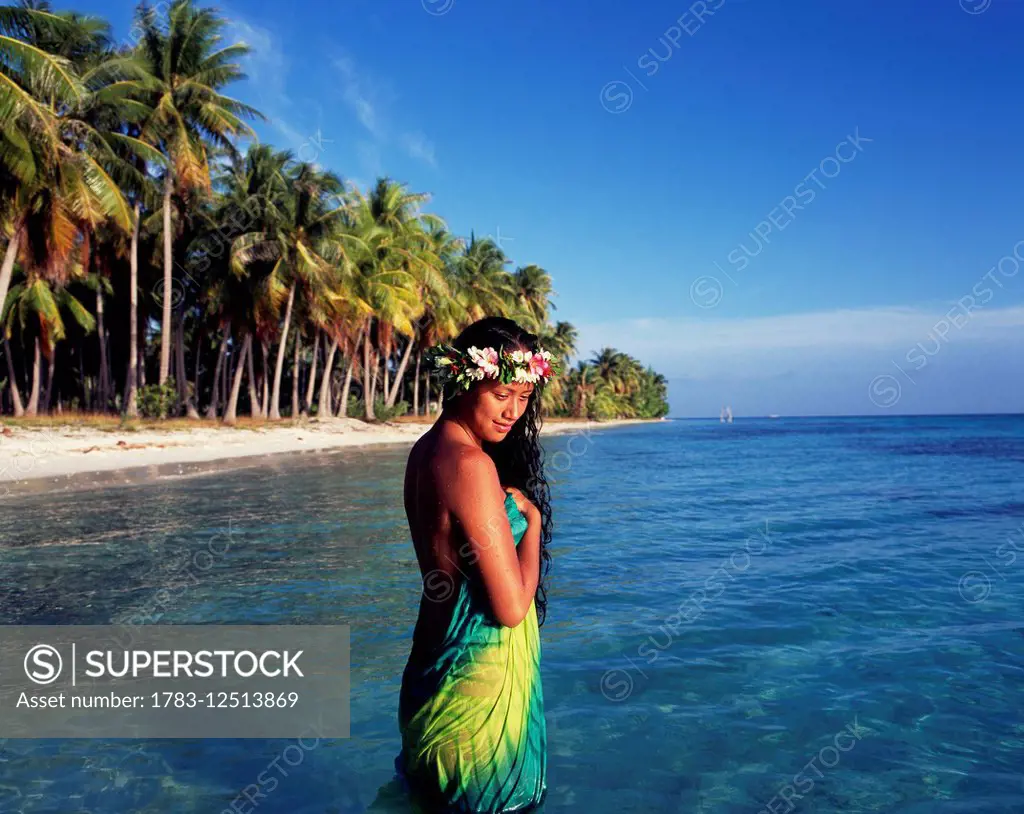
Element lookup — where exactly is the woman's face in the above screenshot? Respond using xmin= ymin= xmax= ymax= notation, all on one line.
xmin=461 ymin=378 xmax=536 ymax=444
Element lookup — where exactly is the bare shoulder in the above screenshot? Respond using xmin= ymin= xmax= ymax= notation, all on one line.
xmin=437 ymin=443 xmax=498 ymax=498
xmin=406 ymin=427 xmax=497 ymax=504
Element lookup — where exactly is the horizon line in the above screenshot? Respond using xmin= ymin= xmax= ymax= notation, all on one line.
xmin=664 ymin=411 xmax=1024 ymax=420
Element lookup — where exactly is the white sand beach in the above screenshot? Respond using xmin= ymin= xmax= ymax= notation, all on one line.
xmin=0 ymin=417 xmax=658 ymax=491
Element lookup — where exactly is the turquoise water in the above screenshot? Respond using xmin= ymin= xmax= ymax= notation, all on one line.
xmin=1 ymin=415 xmax=1023 ymax=813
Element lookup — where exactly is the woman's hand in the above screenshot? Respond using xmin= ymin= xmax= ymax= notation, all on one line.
xmin=505 ymin=487 xmax=539 ymax=522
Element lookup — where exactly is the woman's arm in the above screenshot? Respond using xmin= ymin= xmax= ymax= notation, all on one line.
xmin=513 ymin=501 xmax=541 ymax=616
xmin=440 ymin=448 xmax=540 ymax=628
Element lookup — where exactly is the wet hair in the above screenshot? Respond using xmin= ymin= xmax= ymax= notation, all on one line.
xmin=442 ymin=316 xmax=554 ymax=626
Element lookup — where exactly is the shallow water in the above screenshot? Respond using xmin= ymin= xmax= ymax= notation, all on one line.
xmin=1 ymin=416 xmax=1023 ymax=813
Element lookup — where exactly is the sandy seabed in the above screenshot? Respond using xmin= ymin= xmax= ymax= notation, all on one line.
xmin=0 ymin=417 xmax=659 ymax=495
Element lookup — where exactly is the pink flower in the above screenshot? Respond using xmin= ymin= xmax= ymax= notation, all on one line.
xmin=529 ymin=354 xmax=551 ymax=379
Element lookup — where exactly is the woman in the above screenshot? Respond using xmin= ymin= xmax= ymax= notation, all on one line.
xmin=394 ymin=317 xmax=556 ymax=813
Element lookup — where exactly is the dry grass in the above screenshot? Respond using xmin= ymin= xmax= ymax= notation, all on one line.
xmin=1 ymin=411 xmax=618 ymax=432
xmin=391 ymin=414 xmax=439 ymax=425
xmin=0 ymin=413 xmax=314 ymax=432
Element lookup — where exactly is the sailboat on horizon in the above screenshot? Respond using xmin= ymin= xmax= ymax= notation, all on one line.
xmin=720 ymin=406 xmax=733 ymax=423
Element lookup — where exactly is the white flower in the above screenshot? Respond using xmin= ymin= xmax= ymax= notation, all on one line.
xmin=539 ymin=350 xmax=552 ymax=361
xmin=468 ymin=345 xmax=500 ymax=378
xmin=510 ymin=349 xmax=525 ymax=364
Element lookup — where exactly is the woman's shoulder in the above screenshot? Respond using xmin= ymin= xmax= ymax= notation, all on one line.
xmin=410 ymin=433 xmax=496 ymax=489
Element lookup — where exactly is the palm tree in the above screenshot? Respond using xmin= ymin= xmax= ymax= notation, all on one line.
xmin=452 ymin=234 xmax=514 ymax=322
xmin=538 ymin=320 xmax=576 ymax=415
xmin=73 ymin=17 xmax=163 ymax=418
xmin=219 ymin=145 xmax=290 ymax=421
xmin=230 ymin=155 xmax=354 ymax=419
xmin=130 ymin=0 xmax=261 ymax=387
xmin=1 ymin=266 xmax=95 ymax=415
xmin=568 ymin=361 xmax=597 ymax=419
xmin=407 ymin=223 xmax=464 ymax=414
xmin=1 ymin=3 xmax=165 ymax=417
xmin=82 ymin=245 xmax=114 ymax=408
xmin=344 ymin=179 xmax=433 ymax=419
xmin=511 ymin=263 xmax=554 ymax=332
xmin=0 ymin=4 xmax=120 ymax=325
xmin=591 ymin=347 xmax=633 ymax=394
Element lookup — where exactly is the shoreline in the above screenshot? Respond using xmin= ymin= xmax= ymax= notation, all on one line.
xmin=0 ymin=417 xmax=660 ymax=496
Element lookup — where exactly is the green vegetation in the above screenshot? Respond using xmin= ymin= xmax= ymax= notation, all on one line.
xmin=0 ymin=1 xmax=669 ymax=423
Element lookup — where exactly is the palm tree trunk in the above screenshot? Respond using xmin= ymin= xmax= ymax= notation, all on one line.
xmin=125 ymin=201 xmax=141 ymax=417
xmin=383 ymin=342 xmax=390 ymax=406
xmin=25 ymin=338 xmax=41 ymax=417
xmin=290 ymin=335 xmax=301 ymax=418
xmin=269 ymin=284 xmax=296 ymax=420
xmin=159 ymin=173 xmax=173 ymax=385
xmin=224 ymin=334 xmax=251 ymax=426
xmin=193 ymin=328 xmax=202 ymax=410
xmin=386 ymin=336 xmax=416 ymax=407
xmin=247 ymin=339 xmax=261 ymax=417
xmin=260 ymin=341 xmax=270 ymax=418
xmin=78 ymin=342 xmax=88 ymax=410
xmin=317 ymin=337 xmax=338 ymax=418
xmin=42 ymin=353 xmax=55 ymax=413
xmin=3 ymin=338 xmax=25 ymax=417
xmin=413 ymin=351 xmax=421 ymax=415
xmin=176 ymin=314 xmax=200 ymax=418
xmin=95 ymin=285 xmax=110 ymax=411
xmin=205 ymin=326 xmax=230 ymax=418
xmin=0 ymin=224 xmax=23 ymax=332
xmin=339 ymin=350 xmax=357 ymax=418
xmin=303 ymin=330 xmax=320 ymax=413
xmin=362 ymin=329 xmax=375 ymax=419
xmin=424 ymin=369 xmax=431 ymax=416
xmin=221 ymin=346 xmax=229 ymax=410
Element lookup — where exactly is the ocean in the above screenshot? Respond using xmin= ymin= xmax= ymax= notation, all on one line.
xmin=1 ymin=415 xmax=1023 ymax=813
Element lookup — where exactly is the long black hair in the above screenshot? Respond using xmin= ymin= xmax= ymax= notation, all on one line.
xmin=441 ymin=316 xmax=554 ymax=626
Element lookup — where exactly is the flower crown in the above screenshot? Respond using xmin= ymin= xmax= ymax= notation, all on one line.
xmin=426 ymin=342 xmax=559 ymax=392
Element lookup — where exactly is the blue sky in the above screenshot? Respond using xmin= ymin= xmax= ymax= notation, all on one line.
xmin=82 ymin=0 xmax=1024 ymax=417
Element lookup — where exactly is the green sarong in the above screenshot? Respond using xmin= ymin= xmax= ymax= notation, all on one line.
xmin=395 ymin=491 xmax=547 ymax=813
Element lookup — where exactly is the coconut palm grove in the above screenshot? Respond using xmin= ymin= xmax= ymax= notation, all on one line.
xmin=0 ymin=1 xmax=668 ymax=423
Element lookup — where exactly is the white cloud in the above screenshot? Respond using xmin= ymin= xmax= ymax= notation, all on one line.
xmin=331 ymin=53 xmax=438 ymax=171
xmin=225 ymin=17 xmax=287 ymax=102
xmin=400 ymin=132 xmax=438 ymax=168
xmin=332 ymin=55 xmax=383 ymax=137
xmin=224 ymin=12 xmax=320 ymax=155
xmin=216 ymin=21 xmax=437 ymax=176
xmin=574 ymin=303 xmax=1024 ymax=378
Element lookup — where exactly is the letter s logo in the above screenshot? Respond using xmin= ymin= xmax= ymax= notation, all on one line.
xmin=25 ymin=644 xmax=63 ymax=685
